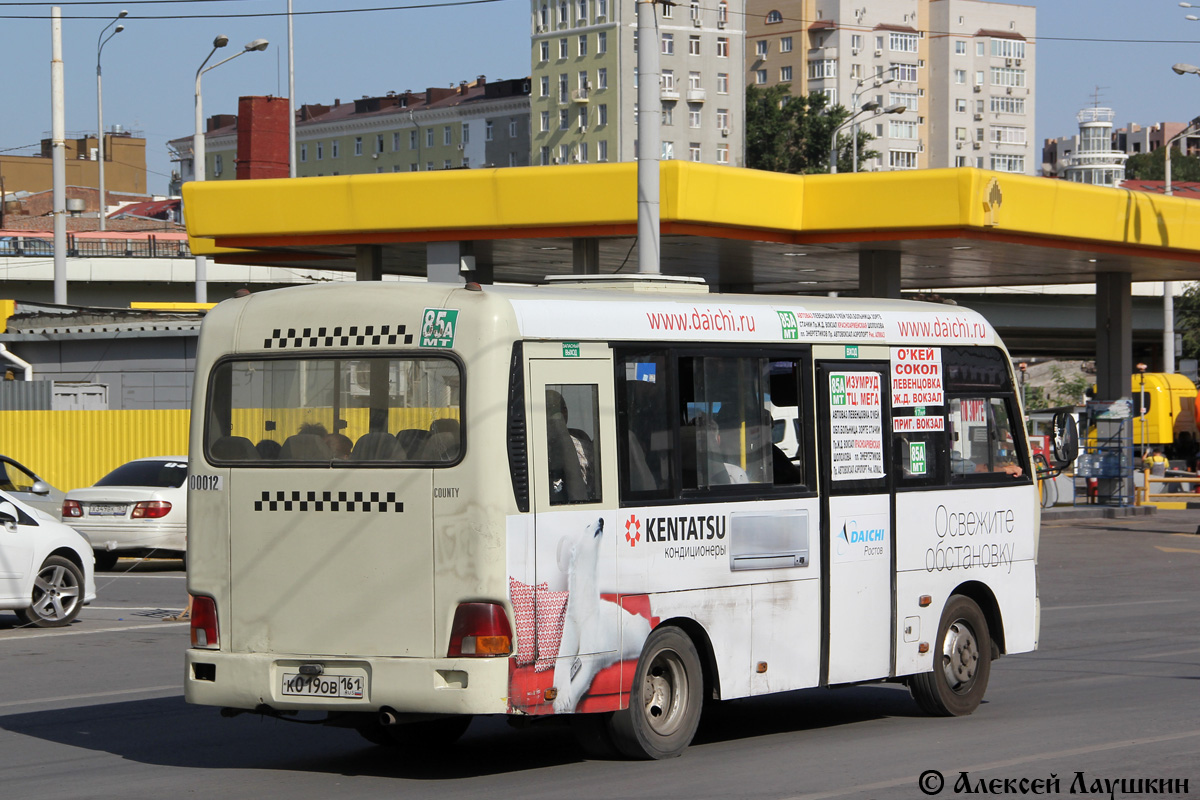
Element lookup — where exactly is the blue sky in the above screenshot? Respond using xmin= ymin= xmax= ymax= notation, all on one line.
xmin=1 ymin=0 xmax=1198 ymax=195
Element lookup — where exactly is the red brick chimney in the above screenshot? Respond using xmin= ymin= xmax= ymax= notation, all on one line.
xmin=236 ymin=96 xmax=289 ymax=180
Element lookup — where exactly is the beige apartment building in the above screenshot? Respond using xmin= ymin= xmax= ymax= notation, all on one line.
xmin=746 ymin=0 xmax=1035 ymax=174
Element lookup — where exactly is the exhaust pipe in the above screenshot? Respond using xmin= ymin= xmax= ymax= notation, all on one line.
xmin=379 ymin=707 xmax=399 ymax=727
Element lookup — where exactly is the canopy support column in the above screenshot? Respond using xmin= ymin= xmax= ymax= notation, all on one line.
xmin=858 ymin=250 xmax=901 ymax=298
xmin=573 ymin=238 xmax=600 ymax=274
xmin=427 ymin=241 xmax=468 ymax=284
xmin=1095 ymin=271 xmax=1134 ymax=505
xmin=355 ymin=245 xmax=383 ymax=281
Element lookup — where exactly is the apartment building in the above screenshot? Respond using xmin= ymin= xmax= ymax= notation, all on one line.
xmin=529 ymin=0 xmax=747 ymax=166
xmin=745 ymin=0 xmax=1035 ymax=173
xmin=171 ymin=76 xmax=531 ymax=184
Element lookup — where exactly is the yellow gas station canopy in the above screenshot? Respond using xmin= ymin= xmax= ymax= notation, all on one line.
xmin=183 ymin=163 xmax=1200 ymax=292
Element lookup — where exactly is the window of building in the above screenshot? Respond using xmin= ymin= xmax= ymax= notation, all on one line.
xmin=560 ymin=108 xmax=570 ymax=130
xmin=598 ymin=67 xmax=608 ymax=89
xmin=485 ymin=121 xmax=494 ymax=141
xmin=718 ymin=1 xmax=727 ymax=24
xmin=756 ymin=40 xmax=768 ymax=58
xmin=876 ymin=35 xmax=884 ymax=50
xmin=578 ymin=0 xmax=587 ymax=22
xmin=990 ymin=67 xmax=1026 ymax=87
xmin=955 ymin=98 xmax=967 ymax=113
xmin=443 ymin=126 xmax=452 ymax=145
xmin=579 ymin=70 xmax=589 ymax=95
xmin=540 ymin=3 xmax=548 ymax=26
xmin=851 ymin=34 xmax=863 ymax=51
xmin=541 ymin=146 xmax=550 ymax=165
xmin=409 ymin=131 xmax=416 ymax=150
xmin=316 ymin=141 xmax=323 ymax=160
xmin=461 ymin=156 xmax=469 ymax=168
xmin=598 ymin=0 xmax=607 ymax=17
xmin=354 ymin=137 xmax=363 ymax=156
xmin=509 ymin=152 xmax=519 ymax=167
xmin=716 ymin=108 xmax=729 ymax=129
xmin=889 ymin=149 xmax=919 ymax=169
xmin=717 ymin=73 xmax=729 ymax=93
xmin=889 ymin=32 xmax=918 ymax=52
xmin=766 ymin=9 xmax=782 ymax=23
xmin=300 ymin=144 xmax=307 ymax=162
xmin=541 ymin=75 xmax=550 ymax=97
xmin=780 ymin=65 xmax=792 ymax=81
xmin=598 ymin=31 xmax=607 ymax=53
xmin=374 ymin=134 xmax=383 ymax=154
xmin=817 ymin=87 xmax=837 ymax=105
xmin=662 ymin=106 xmax=673 ymax=125
xmin=541 ymin=111 xmax=551 ymax=132
xmin=955 ymin=156 xmax=967 ymax=167
xmin=579 ymin=141 xmax=588 ymax=162
xmin=889 ymin=120 xmax=918 ymax=139
xmin=891 ymin=62 xmax=917 ymax=82
xmin=976 ymin=127 xmax=985 ymax=142
xmin=990 ymin=125 xmax=1026 ymax=145
xmin=890 ymin=91 xmax=917 ymax=112
xmin=598 ymin=140 xmax=608 ymax=161
xmin=560 ymin=37 xmax=569 ymax=58
xmin=755 ymin=69 xmax=767 ymax=84
xmin=689 ymin=106 xmax=701 ymax=128
xmin=558 ymin=0 xmax=567 ymax=23
xmin=662 ymin=69 xmax=675 ymax=90
xmin=444 ymin=159 xmax=452 ymax=169
xmin=990 ymin=95 xmax=1026 ymax=114
xmin=540 ymin=40 xmax=550 ymax=62
xmin=578 ymin=105 xmax=587 ymax=128
xmin=662 ymin=1 xmax=672 ymax=16
xmin=689 ymin=71 xmax=702 ymax=90
xmin=717 ymin=142 xmax=729 ymax=163
xmin=662 ymin=141 xmax=674 ymax=160
xmin=991 ymin=38 xmax=1025 ymax=59
xmin=560 ymin=73 xmax=569 ymax=102
xmin=955 ymin=127 xmax=968 ymax=141
xmin=850 ymin=63 xmax=863 ymax=79
xmin=392 ymin=132 xmax=400 ymax=151
xmin=426 ymin=128 xmax=434 ymax=147
xmin=781 ymin=36 xmax=793 ymax=53
xmin=689 ymin=142 xmax=702 ymax=161
xmin=599 ymin=103 xmax=608 ymax=125
xmin=560 ymin=143 xmax=570 ymax=162
xmin=976 ymin=41 xmax=985 ymax=56
xmin=579 ymin=34 xmax=587 ymax=57
xmin=717 ymin=37 xmax=729 ymax=57
xmin=690 ymin=35 xmax=701 ymax=56
xmin=461 ymin=123 xmax=470 ymax=144
xmin=808 ymin=59 xmax=837 ymax=79
xmin=955 ymin=68 xmax=966 ymax=84
xmin=663 ymin=33 xmax=674 ymax=55
xmin=955 ymin=40 xmax=966 ymax=55
xmin=411 ymin=163 xmax=419 ymax=171
xmin=510 ymin=119 xmax=519 ymax=136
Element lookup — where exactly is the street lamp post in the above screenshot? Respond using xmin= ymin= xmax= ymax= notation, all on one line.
xmin=96 ymin=9 xmax=127 ymax=232
xmin=850 ymin=66 xmax=898 ymax=173
xmin=192 ymin=35 xmax=269 ymax=303
xmin=829 ymin=102 xmax=906 ymax=174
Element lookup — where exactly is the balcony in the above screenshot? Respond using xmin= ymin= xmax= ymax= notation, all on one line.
xmin=661 ymin=87 xmax=680 ymax=101
xmin=571 ymin=89 xmax=590 ymax=104
xmin=687 ymin=88 xmax=707 ymax=103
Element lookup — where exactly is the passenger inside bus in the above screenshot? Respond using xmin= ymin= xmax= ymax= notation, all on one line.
xmin=546 ymin=387 xmax=599 ymax=504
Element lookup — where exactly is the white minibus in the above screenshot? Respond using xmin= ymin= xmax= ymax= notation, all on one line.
xmin=184 ymin=275 xmax=1070 ymax=759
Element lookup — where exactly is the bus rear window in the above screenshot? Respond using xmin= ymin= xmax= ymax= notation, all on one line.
xmin=205 ymin=356 xmax=462 ymax=465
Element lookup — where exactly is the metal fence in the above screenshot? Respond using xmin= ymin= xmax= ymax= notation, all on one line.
xmin=0 ymin=409 xmax=190 ymax=491
xmin=0 ymin=381 xmax=53 ymax=410
xmin=0 ymin=235 xmax=191 ymax=259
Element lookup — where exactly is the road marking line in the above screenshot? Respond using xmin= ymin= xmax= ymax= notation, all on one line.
xmin=86 ymin=606 xmax=179 ymax=611
xmin=0 ymin=621 xmax=185 ymax=642
xmin=1155 ymin=545 xmax=1200 ymax=554
xmin=784 ymin=729 xmax=1200 ymax=800
xmin=0 ymin=685 xmax=180 ymax=709
xmin=93 ymin=573 xmax=186 ymax=580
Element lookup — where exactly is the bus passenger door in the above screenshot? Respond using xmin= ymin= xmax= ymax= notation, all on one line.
xmin=816 ymin=360 xmax=894 ymax=685
xmin=524 ymin=347 xmax=622 ymax=712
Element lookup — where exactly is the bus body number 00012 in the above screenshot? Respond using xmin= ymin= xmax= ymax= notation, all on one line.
xmin=281 ymin=673 xmax=366 ymax=699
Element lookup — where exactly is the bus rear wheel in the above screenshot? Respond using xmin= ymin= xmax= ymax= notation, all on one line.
xmin=909 ymin=594 xmax=992 ymax=717
xmin=608 ymin=626 xmax=703 ymax=759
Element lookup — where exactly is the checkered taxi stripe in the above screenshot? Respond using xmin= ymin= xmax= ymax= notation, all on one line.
xmin=263 ymin=325 xmax=413 ymax=349
xmin=254 ymin=491 xmax=404 ymax=513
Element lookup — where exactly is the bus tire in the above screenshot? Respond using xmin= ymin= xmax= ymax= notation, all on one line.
xmin=356 ymin=715 xmax=472 ymax=748
xmin=608 ymin=626 xmax=703 ymax=759
xmin=909 ymin=594 xmax=992 ymax=717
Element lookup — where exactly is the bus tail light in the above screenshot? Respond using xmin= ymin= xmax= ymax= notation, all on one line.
xmin=447 ymin=602 xmax=512 ymax=657
xmin=62 ymin=500 xmax=82 ymax=518
xmin=132 ymin=500 xmax=172 ymax=519
xmin=191 ymin=596 xmax=219 ymax=649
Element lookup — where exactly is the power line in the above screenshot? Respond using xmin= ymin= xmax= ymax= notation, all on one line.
xmin=0 ymin=0 xmax=511 ymax=20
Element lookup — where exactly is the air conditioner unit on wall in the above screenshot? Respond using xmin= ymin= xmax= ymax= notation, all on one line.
xmin=721 ymin=127 xmax=730 ymax=137
xmin=973 ymin=113 xmax=983 ymax=120
xmin=874 ymin=49 xmax=882 ymax=57
xmin=973 ymin=85 xmax=981 ymax=92
xmin=693 ymin=18 xmax=702 ymax=26
xmin=972 ymin=142 xmax=981 ymax=150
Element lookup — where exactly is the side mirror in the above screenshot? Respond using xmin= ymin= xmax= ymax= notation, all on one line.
xmin=0 ymin=501 xmax=18 ymax=530
xmin=31 ymin=480 xmax=51 ymax=496
xmin=1050 ymin=411 xmax=1079 ymax=467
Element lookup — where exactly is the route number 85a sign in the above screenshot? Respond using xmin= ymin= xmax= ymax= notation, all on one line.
xmin=421 ymin=308 xmax=459 ymax=349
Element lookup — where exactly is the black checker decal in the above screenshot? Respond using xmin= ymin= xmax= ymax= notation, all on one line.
xmin=254 ymin=490 xmax=403 ymax=513
xmin=263 ymin=324 xmax=413 ymax=350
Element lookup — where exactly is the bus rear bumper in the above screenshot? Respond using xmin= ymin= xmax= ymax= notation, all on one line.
xmin=184 ymin=649 xmax=511 ymax=716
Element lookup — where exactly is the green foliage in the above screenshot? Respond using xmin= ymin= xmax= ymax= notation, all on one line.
xmin=1125 ymin=148 xmax=1200 ymax=182
xmin=1177 ymin=282 xmax=1200 ymax=363
xmin=1024 ymin=366 xmax=1090 ymax=411
xmin=745 ymin=85 xmax=878 ymax=174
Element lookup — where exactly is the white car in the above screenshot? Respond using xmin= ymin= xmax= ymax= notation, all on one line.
xmin=0 ymin=489 xmax=97 ymax=627
xmin=0 ymin=455 xmax=65 ymax=518
xmin=62 ymin=457 xmax=188 ymax=571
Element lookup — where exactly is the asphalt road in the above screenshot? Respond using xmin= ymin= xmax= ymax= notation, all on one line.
xmin=1 ymin=512 xmax=1198 ymax=800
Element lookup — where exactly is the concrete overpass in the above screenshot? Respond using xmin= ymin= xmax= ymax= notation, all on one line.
xmin=183 ymin=163 xmax=1200 ymax=402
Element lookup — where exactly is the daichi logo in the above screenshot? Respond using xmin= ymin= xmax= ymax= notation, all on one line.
xmin=624 ymin=514 xmax=641 ymax=547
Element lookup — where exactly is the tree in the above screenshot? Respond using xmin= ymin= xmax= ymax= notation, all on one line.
xmin=745 ymin=84 xmax=878 ymax=174
xmin=1176 ymin=281 xmax=1200 ymax=363
xmin=1125 ymin=147 xmax=1200 ymax=182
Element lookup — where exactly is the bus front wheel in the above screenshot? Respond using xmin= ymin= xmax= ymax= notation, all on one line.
xmin=608 ymin=626 xmax=703 ymax=759
xmin=908 ymin=594 xmax=992 ymax=717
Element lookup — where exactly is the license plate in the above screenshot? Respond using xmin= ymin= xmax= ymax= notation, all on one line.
xmin=281 ymin=672 xmax=366 ymax=699
xmin=87 ymin=504 xmax=127 ymax=516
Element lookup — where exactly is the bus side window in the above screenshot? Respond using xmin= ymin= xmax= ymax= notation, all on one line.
xmin=621 ymin=356 xmax=672 ymax=496
xmin=546 ymin=385 xmax=601 ymax=505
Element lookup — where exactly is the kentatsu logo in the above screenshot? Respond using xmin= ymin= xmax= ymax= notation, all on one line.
xmin=644 ymin=514 xmax=726 ymax=542
xmin=624 ymin=514 xmax=642 ymax=547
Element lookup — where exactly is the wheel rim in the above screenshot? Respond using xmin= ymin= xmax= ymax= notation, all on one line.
xmin=641 ymin=648 xmax=689 ymax=736
xmin=31 ymin=564 xmax=80 ymax=622
xmin=940 ymin=619 xmax=979 ymax=693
